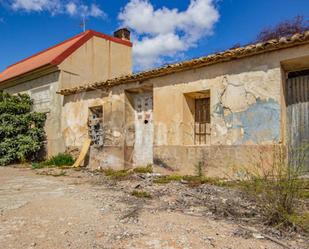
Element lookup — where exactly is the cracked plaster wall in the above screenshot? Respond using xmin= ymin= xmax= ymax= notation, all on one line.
xmin=149 ymin=59 xmax=282 ymax=147
xmin=61 ymin=43 xmax=309 ymax=173
xmin=213 ymin=73 xmax=281 ymax=145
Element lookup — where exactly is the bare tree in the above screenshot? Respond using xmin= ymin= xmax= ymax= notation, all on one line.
xmin=255 ymin=15 xmax=309 ymax=43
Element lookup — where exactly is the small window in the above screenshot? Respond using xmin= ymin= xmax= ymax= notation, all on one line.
xmin=194 ymin=97 xmax=211 ymax=145
xmin=88 ymin=106 xmax=103 ymax=146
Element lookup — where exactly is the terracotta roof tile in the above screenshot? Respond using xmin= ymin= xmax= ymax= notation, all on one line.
xmin=58 ymin=30 xmax=309 ymax=96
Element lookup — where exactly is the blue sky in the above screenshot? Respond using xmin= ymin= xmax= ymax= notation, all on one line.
xmin=0 ymin=0 xmax=308 ymax=72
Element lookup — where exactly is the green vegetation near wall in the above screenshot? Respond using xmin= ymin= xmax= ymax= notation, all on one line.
xmin=0 ymin=91 xmax=46 ymax=165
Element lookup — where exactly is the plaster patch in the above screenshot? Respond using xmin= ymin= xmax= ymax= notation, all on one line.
xmin=113 ymin=131 xmax=121 ymax=137
xmin=216 ymin=124 xmax=228 ymax=136
xmin=221 ymin=84 xmax=248 ymax=112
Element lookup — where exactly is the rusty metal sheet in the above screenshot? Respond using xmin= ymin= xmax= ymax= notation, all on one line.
xmin=286 ymin=74 xmax=309 ymax=172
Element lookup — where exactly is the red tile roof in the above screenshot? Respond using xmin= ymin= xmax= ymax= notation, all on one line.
xmin=0 ymin=30 xmax=132 ymax=83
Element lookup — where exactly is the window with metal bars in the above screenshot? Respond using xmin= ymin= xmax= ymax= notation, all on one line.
xmin=194 ymin=97 xmax=211 ymax=145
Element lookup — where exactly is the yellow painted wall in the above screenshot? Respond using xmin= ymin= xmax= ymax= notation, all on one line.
xmin=59 ymin=36 xmax=132 ymax=89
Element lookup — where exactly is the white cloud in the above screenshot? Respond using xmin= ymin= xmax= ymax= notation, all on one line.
xmin=134 ymin=33 xmax=185 ymax=68
xmin=65 ymin=2 xmax=76 ymax=15
xmin=10 ymin=0 xmax=105 ymax=18
xmin=66 ymin=2 xmax=105 ymax=18
xmin=89 ymin=4 xmax=104 ymax=18
xmin=12 ymin=0 xmax=61 ymax=13
xmin=118 ymin=0 xmax=219 ymax=70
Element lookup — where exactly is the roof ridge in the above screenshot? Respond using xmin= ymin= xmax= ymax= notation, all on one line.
xmin=50 ymin=31 xmax=93 ymax=65
xmin=50 ymin=30 xmax=132 ymax=65
xmin=87 ymin=29 xmax=132 ymax=47
xmin=0 ymin=29 xmax=133 ymax=83
xmin=58 ymin=30 xmax=309 ymax=96
xmin=5 ymin=31 xmax=87 ymax=70
xmin=3 ymin=29 xmax=132 ymax=72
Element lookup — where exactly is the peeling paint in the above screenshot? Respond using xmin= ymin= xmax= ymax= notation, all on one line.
xmin=224 ymin=98 xmax=280 ymax=143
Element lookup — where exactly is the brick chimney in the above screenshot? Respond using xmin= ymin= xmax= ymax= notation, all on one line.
xmin=113 ymin=28 xmax=130 ymax=41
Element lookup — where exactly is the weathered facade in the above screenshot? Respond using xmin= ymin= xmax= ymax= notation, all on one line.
xmin=0 ymin=29 xmax=132 ymax=156
xmin=59 ymin=31 xmax=309 ymax=177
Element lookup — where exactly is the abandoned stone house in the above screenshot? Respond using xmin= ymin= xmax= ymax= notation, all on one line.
xmin=56 ymin=31 xmax=309 ymax=177
xmin=1 ymin=29 xmax=309 ymax=177
xmin=0 ymin=29 xmax=132 ymax=156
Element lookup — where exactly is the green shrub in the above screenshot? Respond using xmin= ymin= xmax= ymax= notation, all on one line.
xmin=32 ymin=153 xmax=74 ymax=169
xmin=0 ymin=92 xmax=46 ymax=165
xmin=47 ymin=153 xmax=74 ymax=166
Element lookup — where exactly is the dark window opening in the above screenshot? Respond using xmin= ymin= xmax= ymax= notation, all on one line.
xmin=194 ymin=97 xmax=211 ymax=145
xmin=287 ymin=69 xmax=309 ymax=79
xmin=88 ymin=106 xmax=104 ymax=147
xmin=286 ymin=70 xmax=309 ymax=105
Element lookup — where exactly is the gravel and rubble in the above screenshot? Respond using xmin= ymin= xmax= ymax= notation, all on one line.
xmin=0 ymin=166 xmax=308 ymax=249
xmin=89 ymin=172 xmax=262 ymax=222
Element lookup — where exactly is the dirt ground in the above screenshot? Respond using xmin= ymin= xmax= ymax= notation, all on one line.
xmin=0 ymin=167 xmax=307 ymax=249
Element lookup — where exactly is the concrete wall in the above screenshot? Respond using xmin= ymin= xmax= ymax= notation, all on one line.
xmin=61 ymin=43 xmax=309 ymax=177
xmin=59 ymin=36 xmax=132 ymax=89
xmin=4 ymin=71 xmax=65 ymax=156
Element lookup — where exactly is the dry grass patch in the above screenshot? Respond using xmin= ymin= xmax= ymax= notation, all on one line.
xmin=133 ymin=165 xmax=153 ymax=174
xmin=101 ymin=168 xmax=133 ymax=180
xmin=131 ymin=190 xmax=152 ymax=199
xmin=153 ymin=174 xmax=183 ymax=184
xmin=236 ymin=146 xmax=309 ymax=232
xmin=153 ymin=174 xmax=228 ymax=187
